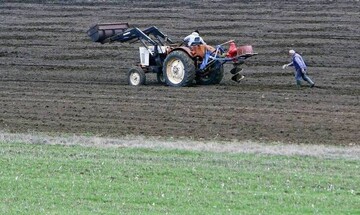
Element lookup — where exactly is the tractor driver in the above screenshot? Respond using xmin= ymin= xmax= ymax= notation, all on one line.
xmin=183 ymin=30 xmax=206 ymax=46
xmin=183 ymin=30 xmax=217 ymax=54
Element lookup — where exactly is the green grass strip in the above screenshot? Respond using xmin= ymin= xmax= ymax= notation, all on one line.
xmin=0 ymin=141 xmax=359 ymax=214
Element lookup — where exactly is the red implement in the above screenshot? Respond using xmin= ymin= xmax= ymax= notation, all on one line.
xmin=226 ymin=42 xmax=237 ymax=58
xmin=237 ymin=45 xmax=254 ymax=55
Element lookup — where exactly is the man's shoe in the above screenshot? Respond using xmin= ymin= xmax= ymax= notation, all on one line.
xmin=310 ymin=83 xmax=315 ymax=88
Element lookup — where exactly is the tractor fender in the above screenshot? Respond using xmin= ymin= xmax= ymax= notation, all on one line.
xmin=170 ymin=45 xmax=207 ymax=59
xmin=168 ymin=47 xmax=193 ymax=58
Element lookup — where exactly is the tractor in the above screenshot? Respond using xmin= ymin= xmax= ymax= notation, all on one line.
xmin=87 ymin=23 xmax=257 ymax=87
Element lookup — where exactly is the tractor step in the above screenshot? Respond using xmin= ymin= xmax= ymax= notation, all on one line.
xmin=87 ymin=22 xmax=129 ymax=43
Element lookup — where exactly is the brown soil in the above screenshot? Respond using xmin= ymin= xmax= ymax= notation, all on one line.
xmin=0 ymin=1 xmax=359 ymax=146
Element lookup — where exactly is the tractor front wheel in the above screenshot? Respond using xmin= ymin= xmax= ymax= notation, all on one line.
xmin=127 ymin=66 xmax=146 ymax=86
xmin=163 ymin=51 xmax=195 ymax=87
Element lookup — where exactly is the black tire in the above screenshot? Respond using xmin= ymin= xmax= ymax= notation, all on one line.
xmin=162 ymin=50 xmax=196 ymax=87
xmin=127 ymin=66 xmax=146 ymax=86
xmin=156 ymin=72 xmax=166 ymax=85
xmin=196 ymin=62 xmax=224 ymax=85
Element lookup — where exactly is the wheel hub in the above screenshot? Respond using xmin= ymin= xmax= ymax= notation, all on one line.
xmin=167 ymin=59 xmax=185 ymax=84
xmin=130 ymin=72 xmax=140 ymax=85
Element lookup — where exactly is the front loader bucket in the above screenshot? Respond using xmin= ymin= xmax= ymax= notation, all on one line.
xmin=87 ymin=23 xmax=129 ymax=43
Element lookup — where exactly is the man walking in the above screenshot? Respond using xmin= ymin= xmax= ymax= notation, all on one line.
xmin=282 ymin=49 xmax=315 ymax=88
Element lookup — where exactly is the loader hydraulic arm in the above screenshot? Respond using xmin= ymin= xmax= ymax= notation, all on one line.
xmin=142 ymin=26 xmax=174 ymax=45
xmin=109 ymin=26 xmax=173 ymax=45
xmin=109 ymin=26 xmax=170 ymax=68
xmin=109 ymin=27 xmax=158 ymax=46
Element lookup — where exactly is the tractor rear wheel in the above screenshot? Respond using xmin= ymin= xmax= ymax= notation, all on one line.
xmin=163 ymin=50 xmax=195 ymax=87
xmin=127 ymin=66 xmax=146 ymax=86
xmin=196 ymin=62 xmax=224 ymax=85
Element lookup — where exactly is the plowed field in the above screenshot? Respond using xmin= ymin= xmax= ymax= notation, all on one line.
xmin=1 ymin=1 xmax=359 ymax=146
